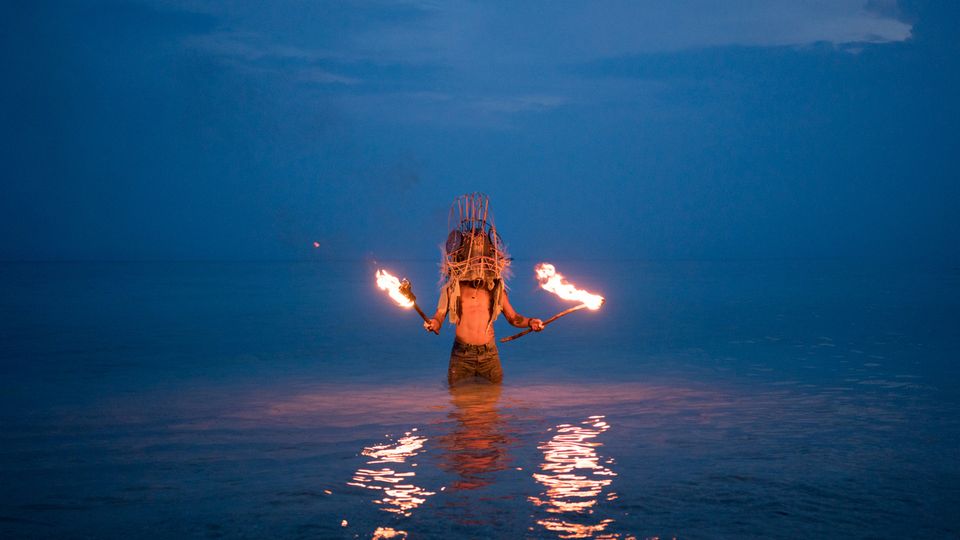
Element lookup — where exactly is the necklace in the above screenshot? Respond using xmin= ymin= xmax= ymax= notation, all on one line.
xmin=470 ymin=279 xmax=481 ymax=299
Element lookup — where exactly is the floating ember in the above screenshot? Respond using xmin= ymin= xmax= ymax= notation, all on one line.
xmin=376 ymin=269 xmax=414 ymax=308
xmin=534 ymin=263 xmax=604 ymax=310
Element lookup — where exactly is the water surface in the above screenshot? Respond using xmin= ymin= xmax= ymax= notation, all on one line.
xmin=1 ymin=260 xmax=958 ymax=538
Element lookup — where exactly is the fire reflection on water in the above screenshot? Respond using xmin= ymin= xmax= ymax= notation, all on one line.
xmin=530 ymin=415 xmax=619 ymax=539
xmin=436 ymin=383 xmax=512 ymax=491
xmin=372 ymin=526 xmax=408 ymax=539
xmin=348 ymin=429 xmax=435 ymax=517
xmin=341 ymin=387 xmax=624 ymax=536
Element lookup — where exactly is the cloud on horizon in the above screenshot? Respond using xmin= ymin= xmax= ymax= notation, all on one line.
xmin=175 ymin=1 xmax=912 ymax=65
xmin=169 ymin=1 xmax=912 ymax=127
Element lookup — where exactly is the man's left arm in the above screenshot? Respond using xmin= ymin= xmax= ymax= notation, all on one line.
xmin=501 ymin=291 xmax=544 ymax=331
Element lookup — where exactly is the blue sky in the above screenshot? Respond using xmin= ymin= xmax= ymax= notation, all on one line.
xmin=1 ymin=0 xmax=957 ymax=261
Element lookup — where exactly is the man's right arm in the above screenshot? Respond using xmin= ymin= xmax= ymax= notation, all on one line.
xmin=424 ymin=286 xmax=449 ymax=334
xmin=424 ymin=310 xmax=444 ymax=333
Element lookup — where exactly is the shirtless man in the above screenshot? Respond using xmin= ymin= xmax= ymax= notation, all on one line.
xmin=424 ymin=281 xmax=543 ymax=384
xmin=423 ymin=193 xmax=543 ymax=385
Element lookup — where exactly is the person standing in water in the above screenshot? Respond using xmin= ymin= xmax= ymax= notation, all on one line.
xmin=423 ymin=193 xmax=544 ymax=385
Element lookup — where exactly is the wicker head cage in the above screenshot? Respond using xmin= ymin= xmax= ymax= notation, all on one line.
xmin=442 ymin=193 xmax=510 ymax=285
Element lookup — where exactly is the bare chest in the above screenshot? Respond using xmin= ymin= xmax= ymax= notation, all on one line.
xmin=459 ymin=284 xmax=491 ymax=311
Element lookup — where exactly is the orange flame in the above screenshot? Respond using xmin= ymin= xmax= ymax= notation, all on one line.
xmin=534 ymin=263 xmax=604 ymax=310
xmin=376 ymin=269 xmax=414 ymax=308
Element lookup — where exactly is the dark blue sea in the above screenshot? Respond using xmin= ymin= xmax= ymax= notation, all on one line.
xmin=1 ymin=260 xmax=958 ymax=539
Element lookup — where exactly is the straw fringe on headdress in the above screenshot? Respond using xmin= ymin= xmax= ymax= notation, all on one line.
xmin=436 ymin=193 xmax=511 ymax=326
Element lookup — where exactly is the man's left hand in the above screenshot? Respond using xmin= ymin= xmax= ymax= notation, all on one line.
xmin=529 ymin=318 xmax=544 ymax=332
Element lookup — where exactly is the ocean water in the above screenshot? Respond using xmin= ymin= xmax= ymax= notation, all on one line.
xmin=1 ymin=259 xmax=958 ymax=539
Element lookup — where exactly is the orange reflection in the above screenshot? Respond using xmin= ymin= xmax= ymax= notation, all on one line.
xmin=372 ymin=527 xmax=408 ymax=539
xmin=530 ymin=416 xmax=619 ymax=539
xmin=348 ymin=429 xmax=435 ymax=517
xmin=435 ymin=383 xmax=512 ymax=491
xmin=537 ymin=518 xmax=616 ymax=538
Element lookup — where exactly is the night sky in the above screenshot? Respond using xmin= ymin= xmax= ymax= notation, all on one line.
xmin=2 ymin=0 xmax=957 ymax=262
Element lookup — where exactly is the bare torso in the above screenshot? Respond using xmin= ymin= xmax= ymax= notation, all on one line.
xmin=455 ymin=282 xmax=495 ymax=345
xmin=426 ymin=280 xmax=538 ymax=342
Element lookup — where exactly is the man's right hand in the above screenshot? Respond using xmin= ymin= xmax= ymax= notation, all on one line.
xmin=423 ymin=318 xmax=441 ymax=334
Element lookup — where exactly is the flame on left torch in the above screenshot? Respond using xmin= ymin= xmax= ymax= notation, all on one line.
xmin=376 ymin=269 xmax=415 ymax=308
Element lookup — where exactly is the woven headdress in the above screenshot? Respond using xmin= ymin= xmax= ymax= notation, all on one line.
xmin=441 ymin=193 xmax=510 ymax=284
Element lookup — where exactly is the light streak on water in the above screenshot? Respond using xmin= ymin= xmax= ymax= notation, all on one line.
xmin=530 ymin=415 xmax=620 ymax=539
xmin=348 ymin=430 xmax=435 ymax=517
xmin=372 ymin=526 xmax=408 ymax=539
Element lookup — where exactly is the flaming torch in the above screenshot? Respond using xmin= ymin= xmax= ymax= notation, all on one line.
xmin=500 ymin=263 xmax=604 ymax=343
xmin=375 ymin=269 xmax=438 ymax=334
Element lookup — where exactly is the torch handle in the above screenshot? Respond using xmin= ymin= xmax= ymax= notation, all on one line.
xmin=412 ymin=302 xmax=439 ymax=334
xmin=397 ymin=278 xmax=439 ymax=335
xmin=499 ymin=303 xmax=589 ymax=343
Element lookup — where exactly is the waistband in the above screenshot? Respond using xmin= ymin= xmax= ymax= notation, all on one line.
xmin=453 ymin=338 xmax=498 ymax=353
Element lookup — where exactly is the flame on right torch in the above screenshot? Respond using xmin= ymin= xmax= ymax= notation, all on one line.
xmin=534 ymin=263 xmax=604 ymax=310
